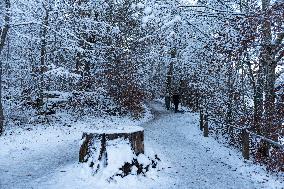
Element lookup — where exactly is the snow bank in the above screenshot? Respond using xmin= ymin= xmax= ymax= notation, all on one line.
xmin=42 ymin=140 xmax=164 ymax=189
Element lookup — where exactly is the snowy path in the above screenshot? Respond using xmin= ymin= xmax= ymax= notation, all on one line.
xmin=0 ymin=126 xmax=82 ymax=189
xmin=0 ymin=102 xmax=283 ymax=189
xmin=141 ymin=102 xmax=283 ymax=189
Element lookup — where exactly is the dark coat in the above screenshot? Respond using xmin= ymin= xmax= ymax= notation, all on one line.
xmin=172 ymin=94 xmax=180 ymax=105
xmin=165 ymin=96 xmax=170 ymax=109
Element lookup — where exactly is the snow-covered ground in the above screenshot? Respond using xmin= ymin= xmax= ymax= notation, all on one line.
xmin=0 ymin=102 xmax=283 ymax=189
xmin=142 ymin=103 xmax=284 ymax=189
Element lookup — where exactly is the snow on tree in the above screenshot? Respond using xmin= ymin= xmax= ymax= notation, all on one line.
xmin=0 ymin=0 xmax=283 ymax=172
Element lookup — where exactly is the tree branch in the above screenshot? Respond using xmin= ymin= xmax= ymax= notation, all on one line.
xmin=276 ymin=49 xmax=284 ymax=63
xmin=273 ymin=32 xmax=284 ymax=56
xmin=275 ymin=32 xmax=284 ymax=46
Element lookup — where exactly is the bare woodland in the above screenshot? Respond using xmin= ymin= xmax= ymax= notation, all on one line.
xmin=0 ymin=0 xmax=283 ymax=172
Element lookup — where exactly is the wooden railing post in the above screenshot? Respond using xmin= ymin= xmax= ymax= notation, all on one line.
xmin=242 ymin=129 xmax=250 ymax=160
xmin=203 ymin=114 xmax=209 ymax=137
xmin=200 ymin=110 xmax=204 ymax=131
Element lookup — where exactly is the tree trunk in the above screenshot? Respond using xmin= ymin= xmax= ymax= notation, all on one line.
xmin=253 ymin=64 xmax=264 ymax=134
xmin=38 ymin=3 xmax=49 ymax=111
xmin=251 ymin=1 xmax=272 ymax=136
xmin=253 ymin=0 xmax=274 ymax=136
xmin=166 ymin=61 xmax=174 ymax=96
xmin=226 ymin=58 xmax=233 ymax=127
xmin=264 ymin=63 xmax=277 ymax=139
xmin=0 ymin=0 xmax=10 ymax=135
xmin=79 ymin=129 xmax=144 ymax=164
xmin=261 ymin=0 xmax=275 ymax=137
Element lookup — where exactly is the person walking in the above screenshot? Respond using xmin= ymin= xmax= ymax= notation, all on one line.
xmin=172 ymin=93 xmax=180 ymax=113
xmin=165 ymin=93 xmax=171 ymax=110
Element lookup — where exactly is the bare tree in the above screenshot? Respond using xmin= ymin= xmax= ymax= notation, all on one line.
xmin=260 ymin=0 xmax=284 ymax=138
xmin=38 ymin=1 xmax=50 ymax=112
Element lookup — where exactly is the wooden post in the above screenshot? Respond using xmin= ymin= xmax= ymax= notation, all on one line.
xmin=200 ymin=110 xmax=204 ymax=131
xmin=203 ymin=114 xmax=209 ymax=137
xmin=242 ymin=129 xmax=250 ymax=160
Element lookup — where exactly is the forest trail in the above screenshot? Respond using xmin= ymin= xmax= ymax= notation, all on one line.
xmin=141 ymin=102 xmax=283 ymax=189
xmin=0 ymin=102 xmax=283 ymax=189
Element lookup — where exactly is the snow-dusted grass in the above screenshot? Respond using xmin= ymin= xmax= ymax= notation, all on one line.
xmin=0 ymin=111 xmax=151 ymax=158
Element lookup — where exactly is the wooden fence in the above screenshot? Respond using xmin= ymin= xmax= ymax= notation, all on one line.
xmin=199 ymin=111 xmax=284 ymax=160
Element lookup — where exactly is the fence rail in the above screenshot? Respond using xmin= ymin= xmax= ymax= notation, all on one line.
xmin=248 ymin=131 xmax=284 ymax=149
xmin=199 ymin=111 xmax=284 ymax=160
